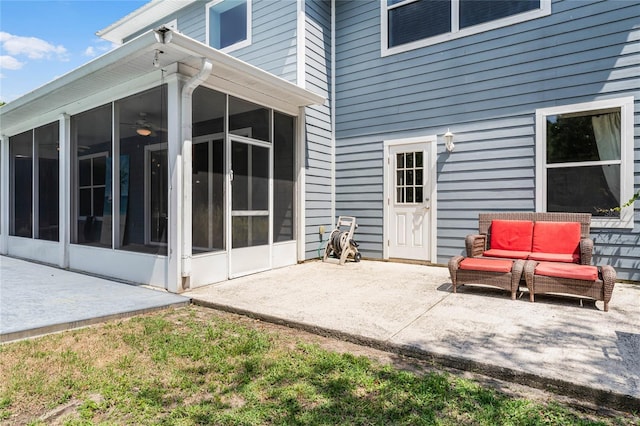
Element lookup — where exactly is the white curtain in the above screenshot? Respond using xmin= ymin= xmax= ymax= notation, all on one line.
xmin=592 ymin=112 xmax=621 ymax=200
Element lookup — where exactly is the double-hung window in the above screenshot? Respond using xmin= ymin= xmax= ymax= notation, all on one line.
xmin=535 ymin=97 xmax=635 ymax=229
xmin=382 ymin=0 xmax=550 ymax=56
xmin=206 ymin=0 xmax=251 ymax=52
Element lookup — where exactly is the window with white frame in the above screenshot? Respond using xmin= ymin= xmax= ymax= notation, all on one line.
xmin=382 ymin=0 xmax=550 ymax=56
xmin=206 ymin=0 xmax=251 ymax=52
xmin=536 ymin=97 xmax=635 ymax=228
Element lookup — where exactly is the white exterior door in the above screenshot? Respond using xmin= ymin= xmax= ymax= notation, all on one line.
xmin=386 ymin=141 xmax=433 ymax=261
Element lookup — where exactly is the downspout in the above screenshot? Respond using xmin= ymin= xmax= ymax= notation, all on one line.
xmin=180 ymin=58 xmax=213 ymax=283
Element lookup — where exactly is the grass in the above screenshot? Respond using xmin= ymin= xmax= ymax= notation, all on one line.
xmin=0 ymin=306 xmax=637 ymax=425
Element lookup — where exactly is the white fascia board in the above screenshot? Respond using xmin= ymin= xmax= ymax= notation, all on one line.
xmin=97 ymin=0 xmax=198 ymax=43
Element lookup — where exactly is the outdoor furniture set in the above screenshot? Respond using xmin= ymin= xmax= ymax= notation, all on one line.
xmin=448 ymin=212 xmax=616 ymax=311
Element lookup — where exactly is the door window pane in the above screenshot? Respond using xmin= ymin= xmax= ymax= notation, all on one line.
xmin=232 ymin=142 xmax=268 ymax=212
xmin=232 ymin=141 xmax=269 ymax=248
xmin=232 ymin=216 xmax=268 ymax=248
xmin=395 ymin=150 xmax=425 ymax=205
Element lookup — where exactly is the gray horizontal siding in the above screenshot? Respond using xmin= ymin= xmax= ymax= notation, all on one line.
xmin=303 ymin=0 xmax=333 ymax=259
xmin=334 ymin=0 xmax=640 ymax=280
xmin=125 ymin=0 xmax=298 ymax=83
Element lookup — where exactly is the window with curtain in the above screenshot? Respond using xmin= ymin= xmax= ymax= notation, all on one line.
xmin=536 ymin=97 xmax=634 ymax=228
xmin=383 ymin=0 xmax=548 ymax=55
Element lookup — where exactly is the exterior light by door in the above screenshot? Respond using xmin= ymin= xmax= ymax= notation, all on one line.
xmin=444 ymin=129 xmax=454 ymax=152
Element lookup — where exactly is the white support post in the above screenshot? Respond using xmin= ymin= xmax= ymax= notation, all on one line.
xmin=166 ymin=73 xmax=183 ymax=293
xmin=296 ymin=106 xmax=306 ymax=261
xmin=0 ymin=135 xmax=8 ymax=254
xmin=58 ymin=114 xmax=70 ymax=268
xmin=179 ymin=58 xmax=212 ymax=291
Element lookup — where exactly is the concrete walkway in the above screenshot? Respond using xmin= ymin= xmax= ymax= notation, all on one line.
xmin=186 ymin=260 xmax=640 ymax=411
xmin=0 ymin=256 xmax=189 ymax=343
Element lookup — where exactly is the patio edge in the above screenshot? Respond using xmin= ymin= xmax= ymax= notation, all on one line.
xmin=193 ymin=298 xmax=640 ymax=414
xmin=1 ymin=301 xmax=191 ymax=344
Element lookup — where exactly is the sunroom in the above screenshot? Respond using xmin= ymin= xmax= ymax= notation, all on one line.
xmin=0 ymin=29 xmax=324 ymax=293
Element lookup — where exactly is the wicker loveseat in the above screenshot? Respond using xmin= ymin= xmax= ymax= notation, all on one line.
xmin=465 ymin=212 xmax=594 ymax=265
xmin=449 ymin=212 xmax=616 ymax=310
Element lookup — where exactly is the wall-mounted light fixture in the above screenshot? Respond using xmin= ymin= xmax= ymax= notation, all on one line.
xmin=444 ymin=129 xmax=455 ymax=152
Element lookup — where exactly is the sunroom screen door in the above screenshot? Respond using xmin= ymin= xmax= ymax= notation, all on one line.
xmin=229 ymin=137 xmax=272 ymax=277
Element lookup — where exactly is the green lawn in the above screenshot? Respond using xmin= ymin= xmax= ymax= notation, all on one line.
xmin=0 ymin=306 xmax=636 ymax=425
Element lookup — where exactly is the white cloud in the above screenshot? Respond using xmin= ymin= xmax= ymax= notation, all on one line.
xmin=0 ymin=55 xmax=24 ymax=70
xmin=0 ymin=31 xmax=68 ymax=61
xmin=83 ymin=38 xmax=117 ymax=58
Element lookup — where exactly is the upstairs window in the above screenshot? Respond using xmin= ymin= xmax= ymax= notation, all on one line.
xmin=382 ymin=0 xmax=550 ymax=56
xmin=536 ymin=98 xmax=635 ymax=229
xmin=206 ymin=0 xmax=251 ymax=52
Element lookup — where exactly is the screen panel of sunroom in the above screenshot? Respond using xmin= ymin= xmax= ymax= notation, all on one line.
xmin=9 ymin=121 xmax=60 ymax=241
xmin=70 ymin=85 xmax=168 ymax=255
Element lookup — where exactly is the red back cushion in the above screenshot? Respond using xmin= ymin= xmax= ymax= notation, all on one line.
xmin=532 ymin=221 xmax=581 ymax=255
xmin=489 ymin=220 xmax=534 ymax=251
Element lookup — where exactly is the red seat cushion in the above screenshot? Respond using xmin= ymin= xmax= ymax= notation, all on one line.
xmin=460 ymin=258 xmax=513 ymax=273
xmin=483 ymin=249 xmax=530 ymax=260
xmin=532 ymin=221 xmax=581 ymax=255
xmin=490 ymin=220 xmax=534 ymax=252
xmin=535 ymin=262 xmax=598 ymax=281
xmin=528 ymin=252 xmax=580 ymax=263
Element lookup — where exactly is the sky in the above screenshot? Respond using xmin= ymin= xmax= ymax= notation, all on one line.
xmin=0 ymin=0 xmax=148 ymax=103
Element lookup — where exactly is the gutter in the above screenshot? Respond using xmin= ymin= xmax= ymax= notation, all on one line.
xmin=179 ymin=58 xmax=213 ymax=280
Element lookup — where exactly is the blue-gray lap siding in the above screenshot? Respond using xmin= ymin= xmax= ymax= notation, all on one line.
xmin=126 ymin=1 xmax=299 ymax=82
xmin=334 ymin=0 xmax=640 ymax=280
xmin=303 ymin=0 xmax=334 ymax=259
xmin=126 ymin=0 xmax=334 ymax=260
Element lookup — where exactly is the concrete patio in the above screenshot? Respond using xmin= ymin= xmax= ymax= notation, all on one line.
xmin=185 ymin=259 xmax=640 ymax=412
xmin=0 ymin=256 xmax=189 ymax=343
xmin=1 ymin=255 xmax=638 ymax=411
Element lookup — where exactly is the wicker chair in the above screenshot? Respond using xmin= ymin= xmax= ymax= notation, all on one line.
xmin=465 ymin=212 xmax=594 ymax=265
